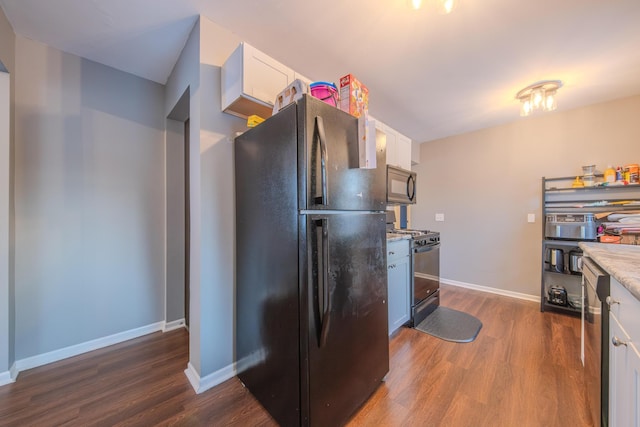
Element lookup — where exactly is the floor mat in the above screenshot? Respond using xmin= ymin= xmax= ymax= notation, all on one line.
xmin=415 ymin=306 xmax=482 ymax=343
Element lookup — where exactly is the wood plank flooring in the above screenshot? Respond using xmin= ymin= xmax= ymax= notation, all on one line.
xmin=0 ymin=285 xmax=593 ymax=426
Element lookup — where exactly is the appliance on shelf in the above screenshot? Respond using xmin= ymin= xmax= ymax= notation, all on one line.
xmin=235 ymin=95 xmax=389 ymax=427
xmin=545 ymin=248 xmax=565 ymax=273
xmin=545 ymin=213 xmax=597 ymax=241
xmin=548 ymin=285 xmax=568 ymax=306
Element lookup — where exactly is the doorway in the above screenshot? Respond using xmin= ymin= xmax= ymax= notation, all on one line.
xmin=183 ymin=118 xmax=190 ymax=328
xmin=166 ymin=89 xmax=190 ymax=330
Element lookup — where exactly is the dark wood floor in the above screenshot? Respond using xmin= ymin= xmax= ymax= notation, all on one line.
xmin=0 ymin=285 xmax=592 ymax=426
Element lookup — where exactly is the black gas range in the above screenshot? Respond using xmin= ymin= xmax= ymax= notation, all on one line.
xmin=386 ymin=214 xmax=441 ymax=327
xmin=388 ymin=228 xmax=440 ymax=249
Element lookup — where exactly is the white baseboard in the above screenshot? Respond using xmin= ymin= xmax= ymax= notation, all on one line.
xmin=0 ymin=369 xmax=13 ymax=386
xmin=441 ymin=277 xmax=540 ymax=303
xmin=184 ymin=361 xmax=236 ymax=394
xmin=163 ymin=318 xmax=186 ymax=332
xmin=10 ymin=362 xmax=18 ymax=381
xmin=14 ymin=321 xmax=165 ymax=374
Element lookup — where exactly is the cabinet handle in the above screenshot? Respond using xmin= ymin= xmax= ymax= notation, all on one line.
xmin=606 ymin=296 xmax=620 ymax=307
xmin=612 ymin=336 xmax=628 ymax=347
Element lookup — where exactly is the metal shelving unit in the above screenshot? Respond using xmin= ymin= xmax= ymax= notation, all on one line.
xmin=541 ymin=176 xmax=640 ymax=315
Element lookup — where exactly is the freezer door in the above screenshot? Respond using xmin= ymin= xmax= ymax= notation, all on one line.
xmin=301 ymin=212 xmax=389 ymax=426
xmin=298 ymin=95 xmax=386 ymax=211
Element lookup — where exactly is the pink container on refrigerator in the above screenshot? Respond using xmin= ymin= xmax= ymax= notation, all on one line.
xmin=309 ymin=81 xmax=339 ymax=107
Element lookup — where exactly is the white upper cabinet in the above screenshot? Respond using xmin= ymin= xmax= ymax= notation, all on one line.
xmin=293 ymin=72 xmax=313 ymax=87
xmin=378 ymin=123 xmax=411 ymax=170
xmin=396 ymin=131 xmax=412 ymax=170
xmin=384 ymin=124 xmax=399 ymax=168
xmin=221 ymin=42 xmax=295 ymax=119
xmin=411 ymin=140 xmax=421 ymax=165
xmin=221 ymin=42 xmax=414 ymax=168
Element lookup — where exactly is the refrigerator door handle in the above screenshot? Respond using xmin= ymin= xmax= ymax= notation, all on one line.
xmin=317 ymin=218 xmax=331 ymax=347
xmin=314 ymin=116 xmax=328 ymax=206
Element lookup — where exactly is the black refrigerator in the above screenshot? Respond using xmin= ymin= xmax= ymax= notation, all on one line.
xmin=235 ymin=95 xmax=389 ymax=427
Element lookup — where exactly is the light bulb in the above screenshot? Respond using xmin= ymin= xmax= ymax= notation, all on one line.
xmin=440 ymin=0 xmax=454 ymax=14
xmin=531 ymin=88 xmax=544 ymax=109
xmin=411 ymin=0 xmax=422 ymax=9
xmin=520 ymin=99 xmax=532 ymax=117
xmin=543 ymin=91 xmax=557 ymax=111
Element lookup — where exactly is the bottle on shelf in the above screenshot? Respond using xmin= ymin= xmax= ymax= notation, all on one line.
xmin=616 ymin=166 xmax=623 ymax=182
xmin=604 ymin=165 xmax=616 ymax=183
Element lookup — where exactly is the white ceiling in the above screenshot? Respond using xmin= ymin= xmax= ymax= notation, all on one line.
xmin=2 ymin=0 xmax=640 ymax=143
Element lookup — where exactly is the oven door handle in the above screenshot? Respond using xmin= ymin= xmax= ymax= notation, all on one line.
xmin=414 ymin=243 xmax=440 ymax=253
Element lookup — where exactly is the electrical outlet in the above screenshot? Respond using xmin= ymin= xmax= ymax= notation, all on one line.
xmin=435 ymin=213 xmax=445 ymax=222
xmin=527 ymin=213 xmax=535 ymax=223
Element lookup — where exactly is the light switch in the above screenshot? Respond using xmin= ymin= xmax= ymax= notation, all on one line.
xmin=527 ymin=213 xmax=535 ymax=223
xmin=435 ymin=213 xmax=445 ymax=222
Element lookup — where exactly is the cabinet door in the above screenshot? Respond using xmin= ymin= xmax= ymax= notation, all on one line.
xmin=294 ymin=72 xmax=313 ymax=87
xmin=629 ymin=343 xmax=640 ymax=426
xmin=387 ymin=240 xmax=410 ymax=335
xmin=396 ymin=132 xmax=412 ymax=170
xmin=609 ymin=314 xmax=640 ymax=427
xmin=384 ymin=125 xmax=398 ymax=167
xmin=222 ymin=42 xmax=296 ymax=119
xmin=244 ymin=43 xmax=295 ymax=107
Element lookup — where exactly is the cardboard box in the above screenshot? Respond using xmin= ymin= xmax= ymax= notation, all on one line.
xmin=273 ymin=79 xmax=308 ymax=115
xmin=339 ymin=74 xmax=369 ymax=118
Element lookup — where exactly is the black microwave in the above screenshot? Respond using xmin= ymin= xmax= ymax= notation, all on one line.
xmin=387 ymin=165 xmax=416 ymax=205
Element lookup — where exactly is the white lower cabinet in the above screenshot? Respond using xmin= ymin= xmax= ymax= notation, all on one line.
xmin=387 ymin=239 xmax=411 ymax=335
xmin=609 ymin=278 xmax=640 ymax=426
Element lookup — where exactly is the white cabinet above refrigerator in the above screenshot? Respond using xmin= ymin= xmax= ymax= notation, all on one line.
xmin=221 ymin=42 xmax=295 ymax=119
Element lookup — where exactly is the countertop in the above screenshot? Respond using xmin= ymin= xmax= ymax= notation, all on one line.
xmin=386 ymin=233 xmax=412 ymax=243
xmin=579 ymin=242 xmax=640 ymax=301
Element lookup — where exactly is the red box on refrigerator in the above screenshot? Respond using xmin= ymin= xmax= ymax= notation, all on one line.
xmin=339 ymin=74 xmax=369 ymax=118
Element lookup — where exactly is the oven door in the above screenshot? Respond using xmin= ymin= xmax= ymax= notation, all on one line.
xmin=413 ymin=243 xmax=440 ymax=304
xmin=412 ymin=243 xmax=440 ymax=326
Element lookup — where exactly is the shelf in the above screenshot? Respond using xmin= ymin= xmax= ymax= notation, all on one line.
xmin=543 ymin=268 xmax=582 ymax=277
xmin=542 ymin=298 xmax=581 ymax=316
xmin=544 ymin=239 xmax=587 ymax=247
xmin=541 ymin=175 xmax=640 ymax=316
xmin=545 ymin=184 xmax=640 ymax=192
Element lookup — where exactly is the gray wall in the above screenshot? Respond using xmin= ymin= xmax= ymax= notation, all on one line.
xmin=412 ymin=95 xmax=640 ymax=297
xmin=0 ymin=5 xmax=14 ymax=376
xmin=164 ymin=18 xmax=203 ymax=374
xmin=198 ymin=18 xmax=244 ymax=376
xmin=13 ymin=35 xmax=166 ymax=359
xmin=164 ymin=16 xmax=245 ymax=380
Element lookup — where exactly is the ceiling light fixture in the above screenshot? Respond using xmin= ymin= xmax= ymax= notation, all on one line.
xmin=409 ymin=0 xmax=454 ymax=13
xmin=516 ymin=80 xmax=563 ymax=117
xmin=439 ymin=0 xmax=455 ymax=14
